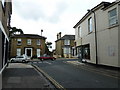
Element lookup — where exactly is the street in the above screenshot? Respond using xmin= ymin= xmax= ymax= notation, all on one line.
xmin=30 ymin=59 xmax=119 ymax=88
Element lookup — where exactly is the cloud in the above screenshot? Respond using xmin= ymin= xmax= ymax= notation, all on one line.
xmin=48 ymin=1 xmax=68 ymax=23
xmin=13 ymin=0 xmax=45 ymax=20
xmin=13 ymin=0 xmax=68 ymax=23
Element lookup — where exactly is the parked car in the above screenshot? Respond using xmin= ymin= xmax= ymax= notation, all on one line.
xmin=10 ymin=55 xmax=29 ymax=63
xmin=38 ymin=55 xmax=56 ymax=61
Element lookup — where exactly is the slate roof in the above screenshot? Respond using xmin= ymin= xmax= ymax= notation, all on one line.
xmin=11 ymin=34 xmax=47 ymax=39
xmin=55 ymin=35 xmax=75 ymax=42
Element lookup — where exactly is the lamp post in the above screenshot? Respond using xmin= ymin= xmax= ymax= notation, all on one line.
xmin=87 ymin=9 xmax=98 ymax=65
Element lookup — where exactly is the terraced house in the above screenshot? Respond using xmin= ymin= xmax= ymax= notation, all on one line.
xmin=10 ymin=34 xmax=46 ymax=58
xmin=73 ymin=0 xmax=120 ymax=67
xmin=0 ymin=0 xmax=12 ymax=89
xmin=55 ymin=32 xmax=75 ymax=58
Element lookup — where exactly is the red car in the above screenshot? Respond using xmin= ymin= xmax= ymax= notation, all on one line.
xmin=38 ymin=55 xmax=56 ymax=61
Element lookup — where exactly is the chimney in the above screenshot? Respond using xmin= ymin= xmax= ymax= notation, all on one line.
xmin=115 ymin=0 xmax=120 ymax=2
xmin=59 ymin=32 xmax=61 ymax=38
xmin=57 ymin=33 xmax=59 ymax=39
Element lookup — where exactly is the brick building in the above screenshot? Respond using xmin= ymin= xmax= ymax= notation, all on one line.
xmin=10 ymin=34 xmax=46 ymax=58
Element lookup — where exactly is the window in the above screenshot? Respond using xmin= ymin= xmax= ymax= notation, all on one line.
xmin=17 ymin=39 xmax=22 ymax=45
xmin=64 ymin=40 xmax=70 ymax=45
xmin=63 ymin=47 xmax=71 ymax=54
xmin=37 ymin=39 xmax=41 ymax=45
xmin=37 ymin=49 xmax=41 ymax=57
xmin=108 ymin=8 xmax=118 ymax=26
xmin=27 ymin=39 xmax=31 ymax=45
xmin=16 ymin=49 xmax=21 ymax=56
xmin=78 ymin=26 xmax=82 ymax=37
xmin=88 ymin=17 xmax=92 ymax=33
xmin=83 ymin=44 xmax=90 ymax=59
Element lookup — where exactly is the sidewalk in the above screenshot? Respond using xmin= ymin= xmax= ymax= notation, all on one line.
xmin=2 ymin=63 xmax=55 ymax=89
xmin=65 ymin=60 xmax=119 ymax=79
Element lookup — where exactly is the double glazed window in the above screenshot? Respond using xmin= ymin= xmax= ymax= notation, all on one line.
xmin=17 ymin=39 xmax=22 ymax=45
xmin=88 ymin=17 xmax=92 ymax=33
xmin=37 ymin=49 xmax=41 ymax=57
xmin=78 ymin=26 xmax=82 ymax=37
xmin=27 ymin=39 xmax=31 ymax=45
xmin=16 ymin=48 xmax=21 ymax=56
xmin=108 ymin=8 xmax=118 ymax=26
xmin=63 ymin=47 xmax=71 ymax=54
xmin=37 ymin=39 xmax=41 ymax=45
xmin=64 ymin=40 xmax=70 ymax=45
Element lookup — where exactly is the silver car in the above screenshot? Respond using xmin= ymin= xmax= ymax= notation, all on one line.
xmin=10 ymin=55 xmax=29 ymax=62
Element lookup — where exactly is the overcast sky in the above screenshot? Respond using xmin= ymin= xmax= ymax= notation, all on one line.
xmin=11 ymin=0 xmax=115 ymax=50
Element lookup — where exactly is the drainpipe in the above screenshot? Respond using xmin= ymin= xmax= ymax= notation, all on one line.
xmin=88 ymin=9 xmax=98 ymax=65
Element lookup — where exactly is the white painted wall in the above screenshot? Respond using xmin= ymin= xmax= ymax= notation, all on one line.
xmin=75 ymin=2 xmax=119 ymax=67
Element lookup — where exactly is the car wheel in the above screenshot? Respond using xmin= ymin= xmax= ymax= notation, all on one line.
xmin=22 ymin=60 xmax=26 ymax=62
xmin=41 ymin=59 xmax=44 ymax=61
xmin=11 ymin=60 xmax=14 ymax=62
xmin=51 ymin=58 xmax=54 ymax=61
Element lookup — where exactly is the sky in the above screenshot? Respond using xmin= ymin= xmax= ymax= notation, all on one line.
xmin=11 ymin=0 xmax=115 ymax=50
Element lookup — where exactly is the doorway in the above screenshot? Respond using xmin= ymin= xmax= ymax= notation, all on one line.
xmin=25 ymin=48 xmax=32 ymax=57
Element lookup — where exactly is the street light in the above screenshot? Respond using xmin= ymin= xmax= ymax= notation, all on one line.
xmin=87 ymin=9 xmax=98 ymax=65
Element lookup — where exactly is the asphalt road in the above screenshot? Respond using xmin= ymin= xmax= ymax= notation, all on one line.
xmin=31 ymin=59 xmax=119 ymax=88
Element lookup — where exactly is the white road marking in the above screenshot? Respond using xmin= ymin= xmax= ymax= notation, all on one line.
xmin=44 ymin=61 xmax=52 ymax=65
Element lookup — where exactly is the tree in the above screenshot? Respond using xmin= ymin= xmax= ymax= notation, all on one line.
xmin=45 ymin=42 xmax=53 ymax=56
xmin=46 ymin=42 xmax=52 ymax=48
xmin=9 ymin=27 xmax=24 ymax=36
xmin=9 ymin=27 xmax=24 ymax=59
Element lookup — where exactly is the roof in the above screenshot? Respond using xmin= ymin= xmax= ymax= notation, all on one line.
xmin=55 ymin=35 xmax=75 ymax=42
xmin=73 ymin=1 xmax=113 ymax=28
xmin=11 ymin=34 xmax=47 ymax=39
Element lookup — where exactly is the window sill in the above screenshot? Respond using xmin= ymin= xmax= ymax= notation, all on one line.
xmin=17 ymin=44 xmax=21 ymax=46
xmin=88 ymin=31 xmax=93 ymax=35
xmin=108 ymin=24 xmax=119 ymax=29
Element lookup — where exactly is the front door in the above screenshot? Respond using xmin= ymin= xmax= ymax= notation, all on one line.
xmin=25 ymin=48 xmax=32 ymax=57
xmin=27 ymin=49 xmax=31 ymax=57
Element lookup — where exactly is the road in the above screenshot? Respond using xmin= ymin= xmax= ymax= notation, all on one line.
xmin=30 ymin=59 xmax=119 ymax=88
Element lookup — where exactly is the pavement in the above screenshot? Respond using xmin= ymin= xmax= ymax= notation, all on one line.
xmin=65 ymin=60 xmax=120 ymax=79
xmin=2 ymin=62 xmax=55 ymax=89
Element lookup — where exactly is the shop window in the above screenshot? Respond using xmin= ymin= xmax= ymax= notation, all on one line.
xmin=83 ymin=44 xmax=90 ymax=59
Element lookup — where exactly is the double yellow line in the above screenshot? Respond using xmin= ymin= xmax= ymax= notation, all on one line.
xmin=32 ymin=64 xmax=66 ymax=90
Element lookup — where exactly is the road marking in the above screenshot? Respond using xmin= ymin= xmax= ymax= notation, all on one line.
xmin=45 ymin=61 xmax=52 ymax=65
xmin=38 ymin=62 xmax=42 ymax=63
xmin=32 ymin=64 xmax=66 ymax=90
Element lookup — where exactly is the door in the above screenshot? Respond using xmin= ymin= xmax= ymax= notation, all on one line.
xmin=25 ymin=48 xmax=32 ymax=57
xmin=27 ymin=49 xmax=31 ymax=57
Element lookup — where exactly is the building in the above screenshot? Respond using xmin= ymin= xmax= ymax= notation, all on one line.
xmin=73 ymin=0 xmax=120 ymax=67
xmin=0 ymin=0 xmax=12 ymax=89
xmin=55 ymin=32 xmax=75 ymax=58
xmin=10 ymin=34 xmax=46 ymax=58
